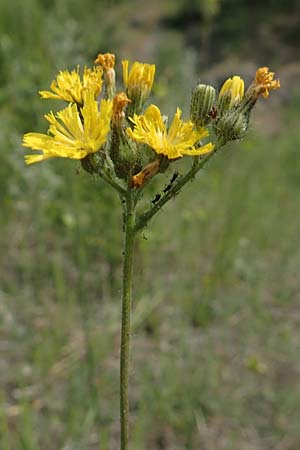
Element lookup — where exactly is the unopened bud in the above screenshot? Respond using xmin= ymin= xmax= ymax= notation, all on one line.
xmin=190 ymin=84 xmax=216 ymax=127
xmin=122 ymin=60 xmax=155 ymax=116
xmin=81 ymin=154 xmax=97 ymax=174
xmin=218 ymin=76 xmax=244 ymax=115
xmin=81 ymin=151 xmax=104 ymax=175
xmin=215 ymin=110 xmax=248 ymax=142
xmin=110 ymin=130 xmax=135 ymax=180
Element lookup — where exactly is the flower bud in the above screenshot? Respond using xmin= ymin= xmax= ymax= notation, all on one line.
xmin=217 ymin=76 xmax=244 ymax=115
xmin=81 ymin=154 xmax=97 ymax=174
xmin=215 ymin=110 xmax=248 ymax=142
xmin=122 ymin=60 xmax=155 ymax=116
xmin=81 ymin=151 xmax=105 ymax=175
xmin=110 ymin=130 xmax=135 ymax=180
xmin=109 ymin=92 xmax=137 ymax=179
xmin=190 ymin=84 xmax=216 ymax=127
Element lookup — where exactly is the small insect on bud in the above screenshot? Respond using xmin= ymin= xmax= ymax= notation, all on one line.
xmin=190 ymin=84 xmax=216 ymax=128
xmin=215 ymin=109 xmax=249 ymax=142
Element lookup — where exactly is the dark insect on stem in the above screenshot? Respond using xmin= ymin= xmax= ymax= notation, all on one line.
xmin=151 ymin=193 xmax=161 ymax=204
xmin=151 ymin=172 xmax=179 ymax=204
xmin=170 ymin=171 xmax=179 ymax=183
xmin=163 ymin=171 xmax=179 ymax=193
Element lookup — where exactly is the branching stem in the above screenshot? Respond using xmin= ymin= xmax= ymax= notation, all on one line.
xmin=135 ymin=144 xmax=222 ymax=232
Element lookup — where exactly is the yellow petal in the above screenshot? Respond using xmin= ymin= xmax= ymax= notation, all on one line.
xmin=24 ymin=154 xmax=54 ymax=165
xmin=122 ymin=60 xmax=129 ymax=87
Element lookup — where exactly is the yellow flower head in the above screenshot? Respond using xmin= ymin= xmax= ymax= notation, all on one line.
xmin=127 ymin=104 xmax=214 ymax=160
xmin=23 ymin=92 xmax=112 ymax=164
xmin=248 ymin=66 xmax=280 ymax=99
xmin=122 ymin=60 xmax=155 ymax=100
xmin=39 ymin=66 xmax=103 ymax=105
xmin=219 ymin=76 xmax=244 ymax=107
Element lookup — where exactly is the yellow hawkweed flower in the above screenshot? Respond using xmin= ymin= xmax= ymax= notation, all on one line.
xmin=219 ymin=76 xmax=244 ymax=106
xmin=248 ymin=66 xmax=280 ymax=99
xmin=127 ymin=104 xmax=214 ymax=160
xmin=39 ymin=66 xmax=103 ymax=105
xmin=23 ymin=92 xmax=112 ymax=164
xmin=122 ymin=60 xmax=155 ymax=100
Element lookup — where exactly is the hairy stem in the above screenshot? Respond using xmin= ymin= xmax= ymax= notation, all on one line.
xmin=120 ymin=187 xmax=136 ymax=450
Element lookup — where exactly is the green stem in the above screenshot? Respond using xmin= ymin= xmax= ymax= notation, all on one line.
xmin=98 ymin=168 xmax=126 ymax=195
xmin=120 ymin=187 xmax=136 ymax=450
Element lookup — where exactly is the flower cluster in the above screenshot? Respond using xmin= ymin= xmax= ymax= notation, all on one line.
xmin=23 ymin=55 xmax=280 ymax=188
xmin=190 ymin=67 xmax=280 ymax=142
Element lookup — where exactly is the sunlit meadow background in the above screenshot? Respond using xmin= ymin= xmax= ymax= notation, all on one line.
xmin=1 ymin=0 xmax=300 ymax=449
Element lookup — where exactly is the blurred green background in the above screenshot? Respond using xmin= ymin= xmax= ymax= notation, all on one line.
xmin=1 ymin=0 xmax=300 ymax=449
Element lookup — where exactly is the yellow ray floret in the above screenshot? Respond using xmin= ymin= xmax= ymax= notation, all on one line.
xmin=39 ymin=66 xmax=103 ymax=104
xmin=122 ymin=60 xmax=155 ymax=99
xmin=23 ymin=92 xmax=112 ymax=164
xmin=219 ymin=76 xmax=244 ymax=106
xmin=127 ymin=104 xmax=214 ymax=160
xmin=250 ymin=67 xmax=280 ymax=99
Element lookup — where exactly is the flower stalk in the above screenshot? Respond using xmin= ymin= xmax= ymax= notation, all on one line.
xmin=22 ymin=54 xmax=280 ymax=450
xmin=134 ymin=140 xmax=223 ymax=233
xmin=120 ymin=186 xmax=136 ymax=450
